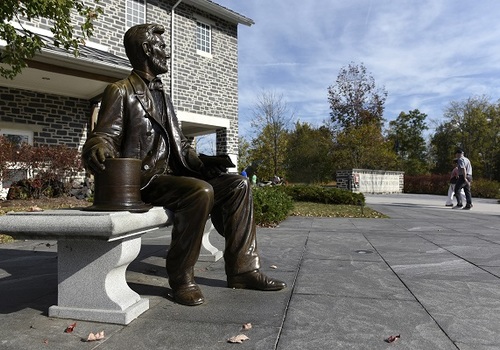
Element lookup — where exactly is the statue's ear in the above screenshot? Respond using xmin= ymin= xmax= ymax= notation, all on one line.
xmin=142 ymin=42 xmax=151 ymax=57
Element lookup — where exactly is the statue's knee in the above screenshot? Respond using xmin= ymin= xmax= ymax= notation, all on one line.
xmin=197 ymin=182 xmax=214 ymax=203
xmin=238 ymin=176 xmax=251 ymax=190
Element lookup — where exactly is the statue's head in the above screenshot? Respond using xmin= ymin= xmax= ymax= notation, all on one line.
xmin=124 ymin=24 xmax=170 ymax=76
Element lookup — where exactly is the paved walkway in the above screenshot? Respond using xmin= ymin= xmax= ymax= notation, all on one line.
xmin=1 ymin=193 xmax=499 ymax=349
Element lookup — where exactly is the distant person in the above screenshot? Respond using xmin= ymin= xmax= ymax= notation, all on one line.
xmin=453 ymin=149 xmax=473 ymax=209
xmin=241 ymin=169 xmax=247 ymax=177
xmin=251 ymin=174 xmax=257 ymax=185
xmin=445 ymin=159 xmax=465 ymax=206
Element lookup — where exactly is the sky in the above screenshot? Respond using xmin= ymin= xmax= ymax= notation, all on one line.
xmin=213 ymin=0 xmax=500 ymax=139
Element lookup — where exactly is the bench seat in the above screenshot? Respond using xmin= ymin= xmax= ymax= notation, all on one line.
xmin=0 ymin=207 xmax=222 ymax=324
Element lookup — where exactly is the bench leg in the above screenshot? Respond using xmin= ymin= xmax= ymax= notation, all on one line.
xmin=198 ymin=218 xmax=223 ymax=262
xmin=48 ymin=236 xmax=149 ymax=325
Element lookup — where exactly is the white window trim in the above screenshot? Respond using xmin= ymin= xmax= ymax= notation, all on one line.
xmin=125 ymin=0 xmax=147 ymax=29
xmin=195 ymin=15 xmax=213 ymax=58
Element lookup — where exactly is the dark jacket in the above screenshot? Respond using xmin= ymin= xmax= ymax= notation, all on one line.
xmin=82 ymin=71 xmax=204 ymax=189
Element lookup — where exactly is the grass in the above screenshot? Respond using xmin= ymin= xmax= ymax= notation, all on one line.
xmin=291 ymin=201 xmax=387 ymax=218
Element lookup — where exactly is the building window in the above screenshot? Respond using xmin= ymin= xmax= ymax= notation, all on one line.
xmin=0 ymin=128 xmax=33 ymax=146
xmin=126 ymin=0 xmax=146 ymax=28
xmin=0 ymin=129 xmax=33 ymax=189
xmin=196 ymin=21 xmax=212 ymax=56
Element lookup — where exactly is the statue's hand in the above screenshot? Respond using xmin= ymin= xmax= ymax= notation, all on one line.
xmin=201 ymin=164 xmax=226 ymax=180
xmin=86 ymin=144 xmax=115 ymax=174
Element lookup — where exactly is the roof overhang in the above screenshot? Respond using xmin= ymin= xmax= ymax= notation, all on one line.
xmin=0 ymin=44 xmax=131 ymax=101
xmin=0 ymin=61 xmax=130 ymax=101
xmin=184 ymin=0 xmax=254 ymax=26
xmin=178 ymin=110 xmax=230 ymax=136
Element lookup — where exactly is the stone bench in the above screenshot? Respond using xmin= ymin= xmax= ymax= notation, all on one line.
xmin=0 ymin=207 xmax=222 ymax=325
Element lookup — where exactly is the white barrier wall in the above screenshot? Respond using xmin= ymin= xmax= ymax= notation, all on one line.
xmin=336 ymin=169 xmax=404 ymax=194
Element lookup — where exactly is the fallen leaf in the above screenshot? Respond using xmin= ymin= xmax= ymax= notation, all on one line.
xmin=270 ymin=265 xmax=277 ymax=269
xmin=386 ymin=334 xmax=401 ymax=343
xmin=28 ymin=206 xmax=44 ymax=212
xmin=241 ymin=323 xmax=252 ymax=331
xmin=64 ymin=322 xmax=77 ymax=333
xmin=227 ymin=334 xmax=249 ymax=343
xmin=87 ymin=331 xmax=105 ymax=342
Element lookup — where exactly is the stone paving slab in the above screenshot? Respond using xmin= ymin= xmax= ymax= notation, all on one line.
xmin=295 ymin=258 xmax=415 ymax=300
xmin=278 ymin=295 xmax=457 ymax=350
xmin=1 ymin=193 xmax=500 ymax=349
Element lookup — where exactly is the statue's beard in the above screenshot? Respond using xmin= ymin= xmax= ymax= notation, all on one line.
xmin=151 ymin=56 xmax=168 ymax=75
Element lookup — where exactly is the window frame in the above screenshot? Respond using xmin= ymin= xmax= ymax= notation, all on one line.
xmin=125 ymin=0 xmax=146 ymax=29
xmin=0 ymin=128 xmax=33 ymax=146
xmin=196 ymin=19 xmax=213 ymax=58
xmin=0 ymin=128 xmax=33 ymax=189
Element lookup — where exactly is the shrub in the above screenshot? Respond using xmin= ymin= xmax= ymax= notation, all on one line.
xmin=7 ymin=172 xmax=66 ymax=199
xmin=283 ymin=184 xmax=365 ymax=205
xmin=470 ymin=178 xmax=500 ymax=199
xmin=404 ymin=174 xmax=449 ymax=195
xmin=404 ymin=174 xmax=500 ymax=199
xmin=1 ymin=137 xmax=83 ymax=199
xmin=253 ymin=186 xmax=293 ymax=227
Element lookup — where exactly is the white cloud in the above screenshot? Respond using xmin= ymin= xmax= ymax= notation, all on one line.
xmin=215 ymin=0 xmax=500 ymax=136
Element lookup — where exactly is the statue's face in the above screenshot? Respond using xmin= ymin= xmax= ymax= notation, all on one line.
xmin=148 ymin=34 xmax=170 ymax=76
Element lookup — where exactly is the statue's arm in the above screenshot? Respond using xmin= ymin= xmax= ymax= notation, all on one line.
xmin=82 ymin=83 xmax=123 ymax=173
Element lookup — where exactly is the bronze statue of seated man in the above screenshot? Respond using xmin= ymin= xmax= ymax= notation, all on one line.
xmin=82 ymin=23 xmax=286 ymax=306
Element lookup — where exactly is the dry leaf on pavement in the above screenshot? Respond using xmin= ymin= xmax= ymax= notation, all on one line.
xmin=87 ymin=331 xmax=105 ymax=342
xmin=227 ymin=334 xmax=249 ymax=343
xmin=64 ymin=322 xmax=77 ymax=333
xmin=28 ymin=206 xmax=44 ymax=212
xmin=241 ymin=323 xmax=252 ymax=331
xmin=386 ymin=334 xmax=400 ymax=343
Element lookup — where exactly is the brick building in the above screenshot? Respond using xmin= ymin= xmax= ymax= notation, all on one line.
xmin=0 ymin=0 xmax=253 ymax=190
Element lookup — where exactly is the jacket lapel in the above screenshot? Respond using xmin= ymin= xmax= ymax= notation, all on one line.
xmin=127 ymin=72 xmax=191 ymax=169
xmin=128 ymin=72 xmax=163 ymax=125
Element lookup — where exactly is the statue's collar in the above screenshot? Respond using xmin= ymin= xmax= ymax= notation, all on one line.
xmin=133 ymin=70 xmax=156 ymax=84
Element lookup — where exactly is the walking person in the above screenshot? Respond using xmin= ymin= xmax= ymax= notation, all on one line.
xmin=445 ymin=159 xmax=466 ymax=206
xmin=453 ymin=149 xmax=473 ymax=210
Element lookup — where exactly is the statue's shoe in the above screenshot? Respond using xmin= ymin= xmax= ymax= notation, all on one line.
xmin=171 ymin=283 xmax=204 ymax=306
xmin=227 ymin=270 xmax=286 ymax=291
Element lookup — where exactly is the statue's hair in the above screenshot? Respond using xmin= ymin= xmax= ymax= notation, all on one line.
xmin=123 ymin=24 xmax=165 ymax=69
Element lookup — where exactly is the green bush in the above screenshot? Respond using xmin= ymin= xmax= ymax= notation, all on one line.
xmin=283 ymin=184 xmax=365 ymax=205
xmin=253 ymin=186 xmax=293 ymax=227
xmin=470 ymin=178 xmax=500 ymax=199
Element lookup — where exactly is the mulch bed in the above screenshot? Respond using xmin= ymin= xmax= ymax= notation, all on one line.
xmin=0 ymin=196 xmax=91 ymax=212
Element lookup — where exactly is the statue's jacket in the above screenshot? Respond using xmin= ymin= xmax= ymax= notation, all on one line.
xmin=83 ymin=71 xmax=204 ymax=189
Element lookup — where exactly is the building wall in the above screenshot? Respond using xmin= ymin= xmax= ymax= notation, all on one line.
xmin=173 ymin=3 xmax=239 ymax=155
xmin=0 ymin=87 xmax=90 ymax=150
xmin=7 ymin=0 xmax=240 ymax=156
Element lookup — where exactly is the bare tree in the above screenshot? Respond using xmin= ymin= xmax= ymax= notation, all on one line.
xmin=249 ymin=91 xmax=294 ymax=180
